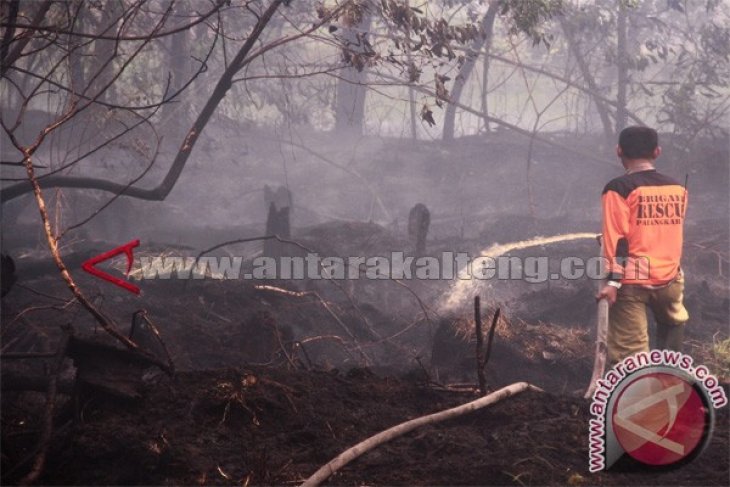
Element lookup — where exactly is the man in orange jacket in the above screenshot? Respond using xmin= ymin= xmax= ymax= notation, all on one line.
xmin=596 ymin=126 xmax=689 ymax=364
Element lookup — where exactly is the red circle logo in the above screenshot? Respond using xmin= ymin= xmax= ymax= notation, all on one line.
xmin=611 ymin=371 xmax=709 ymax=466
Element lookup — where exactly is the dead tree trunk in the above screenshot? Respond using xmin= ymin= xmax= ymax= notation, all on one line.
xmin=89 ymin=0 xmax=122 ymax=103
xmin=160 ymin=0 xmax=194 ymax=131
xmin=560 ymin=18 xmax=615 ymax=147
xmin=334 ymin=10 xmax=372 ymax=134
xmin=0 ymin=0 xmax=52 ymax=76
xmin=442 ymin=2 xmax=499 ymax=141
xmin=616 ymin=0 xmax=629 ymax=132
xmin=405 ymin=0 xmax=418 ymax=141
xmin=67 ymin=2 xmax=87 ymax=95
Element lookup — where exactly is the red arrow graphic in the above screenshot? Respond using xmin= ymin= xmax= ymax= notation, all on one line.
xmin=81 ymin=239 xmax=141 ymax=294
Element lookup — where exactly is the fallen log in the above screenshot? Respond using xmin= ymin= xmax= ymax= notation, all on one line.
xmin=300 ymin=381 xmax=541 ymax=487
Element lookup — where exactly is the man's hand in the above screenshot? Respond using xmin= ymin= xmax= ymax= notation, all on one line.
xmin=596 ymin=285 xmax=618 ymax=306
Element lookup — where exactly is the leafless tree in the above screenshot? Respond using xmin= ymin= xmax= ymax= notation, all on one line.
xmin=0 ymin=0 xmax=347 ymax=353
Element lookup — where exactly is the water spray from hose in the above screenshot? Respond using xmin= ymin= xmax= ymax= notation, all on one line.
xmin=440 ymin=232 xmax=598 ymax=311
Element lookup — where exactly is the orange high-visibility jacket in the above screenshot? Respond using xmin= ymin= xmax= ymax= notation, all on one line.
xmin=602 ymin=169 xmax=687 ymax=286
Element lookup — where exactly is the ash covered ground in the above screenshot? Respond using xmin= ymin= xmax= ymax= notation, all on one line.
xmin=2 ymin=131 xmax=728 ymax=485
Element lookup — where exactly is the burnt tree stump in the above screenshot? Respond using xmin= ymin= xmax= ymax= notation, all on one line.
xmin=263 ymin=185 xmax=292 ymax=260
xmin=408 ymin=203 xmax=430 ymax=256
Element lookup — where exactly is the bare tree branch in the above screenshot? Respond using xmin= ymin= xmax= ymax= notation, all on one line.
xmin=0 ymin=0 xmax=226 ymax=42
xmin=1 ymin=0 xmax=349 ymax=204
xmin=0 ymin=0 xmax=52 ymax=75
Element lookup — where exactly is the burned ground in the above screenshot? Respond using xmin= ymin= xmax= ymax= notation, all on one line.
xmin=1 ymin=134 xmax=728 ymax=485
xmin=2 ymin=366 xmax=728 ymax=486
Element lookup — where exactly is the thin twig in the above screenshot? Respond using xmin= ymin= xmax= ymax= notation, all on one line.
xmin=253 ymin=285 xmax=370 ymax=365
xmin=474 ymin=296 xmax=486 ymax=396
xmin=131 ymin=310 xmax=175 ymax=375
xmin=263 ymin=311 xmax=297 ymax=370
xmin=483 ymin=307 xmax=500 ymax=373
